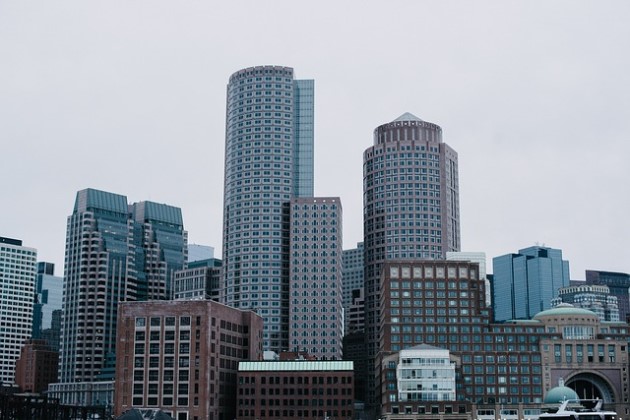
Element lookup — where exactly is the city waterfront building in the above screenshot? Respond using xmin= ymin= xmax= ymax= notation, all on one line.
xmin=14 ymin=339 xmax=59 ymax=394
xmin=113 ymin=299 xmax=263 ymax=420
xmin=32 ymin=262 xmax=62 ymax=349
xmin=380 ymin=344 xmax=458 ymax=417
xmin=585 ymin=270 xmax=630 ymax=321
xmin=342 ymin=242 xmax=364 ymax=334
xmin=492 ymin=246 xmax=570 ymax=322
xmin=289 ymin=197 xmax=343 ymax=359
xmin=221 ymin=65 xmax=317 ymax=354
xmin=236 ymin=359 xmax=354 ymax=420
xmin=552 ymin=283 xmax=619 ymax=322
xmin=363 ymin=113 xmax=460 ymax=404
xmin=375 ymin=260 xmax=630 ymax=419
xmin=173 ymin=258 xmax=222 ymax=301
xmin=0 ymin=236 xmax=37 ymax=387
xmin=50 ymin=188 xmax=187 ymax=405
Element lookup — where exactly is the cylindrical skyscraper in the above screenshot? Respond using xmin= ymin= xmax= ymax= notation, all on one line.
xmin=362 ymin=112 xmax=460 ymax=403
xmin=222 ymin=66 xmax=315 ymax=353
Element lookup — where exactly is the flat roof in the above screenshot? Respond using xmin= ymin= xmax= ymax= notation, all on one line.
xmin=239 ymin=361 xmax=354 ymax=372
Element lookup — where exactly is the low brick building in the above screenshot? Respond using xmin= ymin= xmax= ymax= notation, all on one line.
xmin=14 ymin=339 xmax=59 ymax=393
xmin=114 ymin=300 xmax=263 ymax=420
xmin=236 ymin=360 xmax=354 ymax=420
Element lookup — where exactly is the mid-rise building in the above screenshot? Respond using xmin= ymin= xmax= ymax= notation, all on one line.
xmin=289 ymin=197 xmax=343 ymax=359
xmin=585 ymin=270 xmax=630 ymax=321
xmin=114 ymin=300 xmax=263 ymax=420
xmin=51 ymin=188 xmax=187 ymax=404
xmin=446 ymin=252 xmax=490 ymax=306
xmin=173 ymin=258 xmax=222 ymax=301
xmin=492 ymin=246 xmax=570 ymax=321
xmin=342 ymin=242 xmax=364 ymax=334
xmin=32 ymin=262 xmax=62 ymax=348
xmin=363 ymin=113 xmax=460 ymax=405
xmin=14 ymin=339 xmax=59 ymax=394
xmin=0 ymin=236 xmax=37 ymax=387
xmin=236 ymin=359 xmax=354 ymax=420
xmin=222 ymin=65 xmax=315 ymax=354
xmin=380 ymin=344 xmax=458 ymax=416
xmin=552 ymin=283 xmax=619 ymax=322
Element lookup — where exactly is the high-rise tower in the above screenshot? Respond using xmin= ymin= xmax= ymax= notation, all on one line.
xmin=362 ymin=113 xmax=460 ymax=403
xmin=53 ymin=189 xmax=186 ymax=403
xmin=0 ymin=237 xmax=36 ymax=387
xmin=492 ymin=246 xmax=570 ymax=322
xmin=222 ymin=66 xmax=314 ymax=353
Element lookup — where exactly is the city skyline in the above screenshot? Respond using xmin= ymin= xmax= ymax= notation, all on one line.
xmin=1 ymin=1 xmax=629 ymax=280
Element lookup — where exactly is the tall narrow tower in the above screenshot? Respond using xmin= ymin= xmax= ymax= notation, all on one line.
xmin=222 ymin=66 xmax=314 ymax=354
xmin=362 ymin=113 xmax=460 ymax=403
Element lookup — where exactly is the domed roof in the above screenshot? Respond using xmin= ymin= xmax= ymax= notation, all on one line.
xmin=534 ymin=303 xmax=598 ymax=319
xmin=544 ymin=384 xmax=579 ymax=404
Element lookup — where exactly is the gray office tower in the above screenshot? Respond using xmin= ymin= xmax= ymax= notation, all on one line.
xmin=57 ymin=189 xmax=187 ymax=389
xmin=492 ymin=246 xmax=570 ymax=322
xmin=32 ymin=262 xmax=63 ymax=351
xmin=222 ymin=66 xmax=314 ymax=354
xmin=362 ymin=113 xmax=460 ymax=404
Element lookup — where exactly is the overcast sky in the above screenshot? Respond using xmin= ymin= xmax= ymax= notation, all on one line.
xmin=1 ymin=1 xmax=628 ymax=280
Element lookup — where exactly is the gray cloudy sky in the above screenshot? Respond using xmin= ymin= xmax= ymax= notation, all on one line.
xmin=1 ymin=1 xmax=628 ymax=280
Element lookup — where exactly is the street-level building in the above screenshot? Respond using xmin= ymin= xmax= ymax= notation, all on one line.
xmin=114 ymin=299 xmax=263 ymax=420
xmin=236 ymin=360 xmax=354 ymax=420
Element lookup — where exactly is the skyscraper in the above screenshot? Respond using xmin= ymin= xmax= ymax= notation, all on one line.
xmin=342 ymin=242 xmax=364 ymax=335
xmin=0 ymin=236 xmax=37 ymax=387
xmin=222 ymin=65 xmax=314 ymax=353
xmin=362 ymin=113 xmax=460 ymax=403
xmin=32 ymin=262 xmax=63 ymax=348
xmin=289 ymin=197 xmax=343 ymax=359
xmin=492 ymin=245 xmax=570 ymax=321
xmin=52 ymin=188 xmax=186 ymax=404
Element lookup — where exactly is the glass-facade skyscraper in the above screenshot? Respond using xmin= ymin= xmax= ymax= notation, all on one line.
xmin=362 ymin=113 xmax=460 ymax=404
xmin=222 ymin=65 xmax=315 ymax=353
xmin=492 ymin=245 xmax=570 ymax=321
xmin=54 ymin=188 xmax=187 ymax=402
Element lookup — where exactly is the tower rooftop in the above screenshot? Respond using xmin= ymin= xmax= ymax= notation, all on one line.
xmin=393 ymin=112 xmax=424 ymax=122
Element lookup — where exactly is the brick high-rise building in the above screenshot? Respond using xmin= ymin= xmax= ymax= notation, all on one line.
xmin=363 ymin=113 xmax=460 ymax=405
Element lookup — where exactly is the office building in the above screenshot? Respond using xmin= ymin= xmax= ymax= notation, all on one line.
xmin=0 ymin=236 xmax=37 ymax=387
xmin=289 ymin=197 xmax=343 ymax=359
xmin=114 ymin=300 xmax=263 ymax=420
xmin=51 ymin=188 xmax=187 ymax=404
xmin=32 ymin=262 xmax=63 ymax=348
xmin=342 ymin=242 xmax=364 ymax=334
xmin=380 ymin=344 xmax=457 ymax=416
xmin=236 ymin=360 xmax=354 ymax=420
xmin=492 ymin=246 xmax=570 ymax=321
xmin=585 ymin=270 xmax=630 ymax=321
xmin=552 ymin=283 xmax=619 ymax=322
xmin=173 ymin=258 xmax=222 ymax=301
xmin=363 ymin=113 xmax=460 ymax=404
xmin=447 ymin=251 xmax=490 ymax=306
xmin=221 ymin=65 xmax=315 ymax=354
xmin=187 ymin=244 xmax=215 ymax=263
xmin=14 ymin=339 xmax=59 ymax=394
